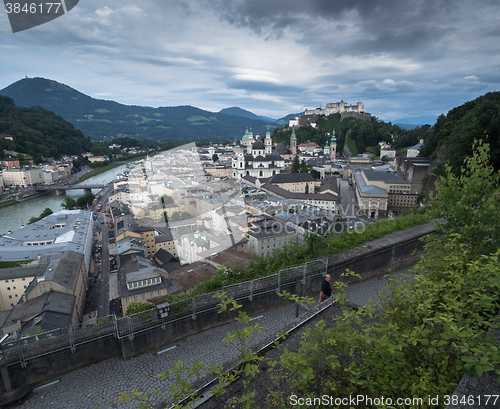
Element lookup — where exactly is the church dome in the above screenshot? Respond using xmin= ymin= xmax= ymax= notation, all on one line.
xmin=331 ymin=130 xmax=337 ymax=143
xmin=241 ymin=128 xmax=250 ymax=141
xmin=252 ymin=140 xmax=265 ymax=150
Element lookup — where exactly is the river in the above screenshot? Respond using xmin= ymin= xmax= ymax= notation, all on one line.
xmin=0 ymin=164 xmax=127 ymax=235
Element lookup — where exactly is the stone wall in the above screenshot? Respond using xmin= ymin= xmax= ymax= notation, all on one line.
xmin=341 ymin=112 xmax=372 ymax=122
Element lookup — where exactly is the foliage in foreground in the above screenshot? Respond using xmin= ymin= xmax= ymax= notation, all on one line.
xmin=428 ymin=139 xmax=500 ymax=257
xmin=275 ymin=246 xmax=500 ymax=408
xmin=271 ymin=142 xmax=500 ymax=407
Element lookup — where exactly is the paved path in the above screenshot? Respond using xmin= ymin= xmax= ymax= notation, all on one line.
xmin=344 ymin=268 xmax=414 ymax=308
xmin=11 ymin=268 xmax=413 ymax=409
xmin=13 ymin=304 xmax=298 ymax=409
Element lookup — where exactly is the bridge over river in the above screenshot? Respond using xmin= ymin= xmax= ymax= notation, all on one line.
xmin=35 ymin=183 xmax=108 ymax=195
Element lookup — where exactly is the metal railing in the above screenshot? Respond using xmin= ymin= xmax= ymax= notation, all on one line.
xmin=2 ymin=256 xmax=329 ymax=366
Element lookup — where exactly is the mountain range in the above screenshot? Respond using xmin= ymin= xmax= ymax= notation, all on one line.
xmin=0 ymin=78 xmax=291 ymax=142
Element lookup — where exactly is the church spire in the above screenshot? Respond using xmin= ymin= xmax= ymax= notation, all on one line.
xmin=265 ymin=126 xmax=272 ymax=155
xmin=329 ymin=129 xmax=337 ymax=160
xmin=290 ymin=127 xmax=297 ymax=157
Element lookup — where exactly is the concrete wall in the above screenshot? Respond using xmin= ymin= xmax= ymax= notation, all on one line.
xmin=2 ymin=331 xmax=120 ymax=390
xmin=0 ymin=220 xmax=436 ymax=392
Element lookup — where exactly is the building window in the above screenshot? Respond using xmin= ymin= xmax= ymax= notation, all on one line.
xmin=126 ymin=297 xmax=130 ymax=302
xmin=22 ymin=278 xmax=25 ymax=281
xmin=134 ymin=295 xmax=139 ymax=301
xmin=150 ymin=292 xmax=154 ymax=297
xmin=8 ymin=295 xmax=12 ymax=299
xmin=6 ymin=287 xmax=10 ymax=291
xmin=142 ymin=294 xmax=147 ymax=299
xmin=157 ymin=290 xmax=162 ymax=295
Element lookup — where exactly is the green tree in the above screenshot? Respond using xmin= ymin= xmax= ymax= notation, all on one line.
xmin=429 ymin=140 xmax=500 ymax=257
xmin=76 ymin=196 xmax=88 ymax=209
xmin=299 ymin=159 xmax=309 ymax=173
xmin=82 ymin=192 xmax=96 ymax=205
xmin=61 ymin=196 xmax=77 ymax=210
xmin=212 ymin=153 xmax=219 ymax=163
xmin=160 ymin=195 xmax=174 ymax=205
xmin=90 ymin=145 xmax=112 ymax=157
xmin=28 ymin=216 xmax=39 ymax=225
xmin=27 ymin=207 xmax=53 ymax=224
xmin=72 ymin=155 xmax=89 ymax=172
xmin=310 ymin=168 xmax=320 ymax=179
xmin=39 ymin=207 xmax=53 ymax=218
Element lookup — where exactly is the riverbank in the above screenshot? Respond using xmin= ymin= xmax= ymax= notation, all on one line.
xmin=0 ymin=199 xmax=18 ymax=209
xmin=75 ymin=162 xmax=125 ymax=184
xmin=76 ymin=154 xmax=147 ymax=184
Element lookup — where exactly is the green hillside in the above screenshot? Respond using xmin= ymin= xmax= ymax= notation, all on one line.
xmin=271 ymin=113 xmax=429 ymax=158
xmin=420 ymin=91 xmax=500 ymax=174
xmin=0 ymin=95 xmax=91 ymax=161
xmin=0 ymin=78 xmax=279 ymax=141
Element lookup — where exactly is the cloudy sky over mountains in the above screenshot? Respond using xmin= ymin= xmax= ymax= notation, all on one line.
xmin=1 ymin=0 xmax=499 ymax=122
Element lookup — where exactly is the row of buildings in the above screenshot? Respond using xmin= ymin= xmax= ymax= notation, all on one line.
xmin=0 ymin=211 xmax=93 ymax=338
xmin=0 ymin=162 xmax=73 ymax=189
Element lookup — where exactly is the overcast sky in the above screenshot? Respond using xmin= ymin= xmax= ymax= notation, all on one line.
xmin=1 ymin=0 xmax=499 ymax=122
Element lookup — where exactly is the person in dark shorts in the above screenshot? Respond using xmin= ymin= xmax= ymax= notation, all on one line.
xmin=319 ymin=274 xmax=334 ymax=303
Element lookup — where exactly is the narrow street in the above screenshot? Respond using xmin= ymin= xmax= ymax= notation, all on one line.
xmin=338 ymin=178 xmax=358 ymax=217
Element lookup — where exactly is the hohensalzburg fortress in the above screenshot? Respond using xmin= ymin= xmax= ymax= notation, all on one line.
xmin=304 ymin=101 xmax=364 ymax=116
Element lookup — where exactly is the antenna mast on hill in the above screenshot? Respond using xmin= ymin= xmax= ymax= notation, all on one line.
xmin=25 ymin=72 xmax=28 ymax=79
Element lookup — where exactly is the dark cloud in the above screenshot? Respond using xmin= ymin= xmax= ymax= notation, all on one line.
xmin=205 ymin=0 xmax=466 ymax=59
xmin=205 ymin=0 xmax=458 ymax=34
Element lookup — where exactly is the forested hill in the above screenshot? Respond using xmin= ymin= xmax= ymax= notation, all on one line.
xmin=0 ymin=95 xmax=92 ymax=161
xmin=0 ymin=77 xmax=278 ymax=141
xmin=271 ymin=114 xmax=430 ymax=158
xmin=419 ymin=91 xmax=500 ymax=174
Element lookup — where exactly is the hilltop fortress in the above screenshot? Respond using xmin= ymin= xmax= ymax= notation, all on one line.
xmin=304 ymin=101 xmax=364 ymax=116
xmin=290 ymin=100 xmax=371 ymax=128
